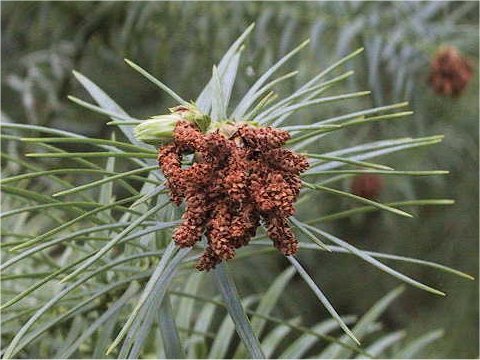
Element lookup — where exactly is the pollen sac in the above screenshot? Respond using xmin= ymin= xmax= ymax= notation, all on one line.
xmin=157 ymin=116 xmax=309 ymax=271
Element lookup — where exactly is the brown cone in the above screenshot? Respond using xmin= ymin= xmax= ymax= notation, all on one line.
xmin=428 ymin=46 xmax=473 ymax=97
xmin=158 ymin=121 xmax=309 ymax=271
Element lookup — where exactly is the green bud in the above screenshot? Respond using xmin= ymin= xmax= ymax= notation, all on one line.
xmin=170 ymin=103 xmax=211 ymax=132
xmin=244 ymin=120 xmax=260 ymax=127
xmin=134 ymin=113 xmax=183 ymax=146
xmin=134 ymin=103 xmax=212 ymax=146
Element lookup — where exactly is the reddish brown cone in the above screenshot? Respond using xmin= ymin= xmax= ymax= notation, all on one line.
xmin=428 ymin=46 xmax=473 ymax=97
xmin=351 ymin=174 xmax=384 ymax=200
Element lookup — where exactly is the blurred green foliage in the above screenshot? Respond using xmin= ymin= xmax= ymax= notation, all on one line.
xmin=2 ymin=1 xmax=478 ymax=358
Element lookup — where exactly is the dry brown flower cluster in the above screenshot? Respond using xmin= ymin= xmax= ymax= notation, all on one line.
xmin=428 ymin=46 xmax=473 ymax=97
xmin=157 ymin=120 xmax=309 ymax=271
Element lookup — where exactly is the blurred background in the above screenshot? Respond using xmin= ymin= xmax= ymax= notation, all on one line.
xmin=2 ymin=1 xmax=478 ymax=358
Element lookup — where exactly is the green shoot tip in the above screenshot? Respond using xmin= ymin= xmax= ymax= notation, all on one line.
xmin=105 ymin=345 xmax=115 ymax=356
xmin=301 ymin=38 xmax=311 ymax=46
xmin=401 ymin=211 xmax=415 ymax=218
xmin=348 ymin=331 xmax=361 ymax=346
xmin=10 ymin=244 xmax=25 ymax=252
xmin=420 ymin=284 xmax=446 ymax=297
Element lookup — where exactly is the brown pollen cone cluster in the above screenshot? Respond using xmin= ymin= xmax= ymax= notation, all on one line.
xmin=428 ymin=46 xmax=473 ymax=97
xmin=158 ymin=121 xmax=309 ymax=271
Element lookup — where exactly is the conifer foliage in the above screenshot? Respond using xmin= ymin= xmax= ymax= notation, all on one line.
xmin=1 ymin=13 xmax=475 ymax=359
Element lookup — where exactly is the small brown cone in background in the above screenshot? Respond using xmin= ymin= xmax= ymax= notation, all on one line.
xmin=351 ymin=174 xmax=384 ymax=200
xmin=428 ymin=46 xmax=473 ymax=97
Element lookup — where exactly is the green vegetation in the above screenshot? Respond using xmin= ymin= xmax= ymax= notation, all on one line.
xmin=1 ymin=2 xmax=478 ymax=358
